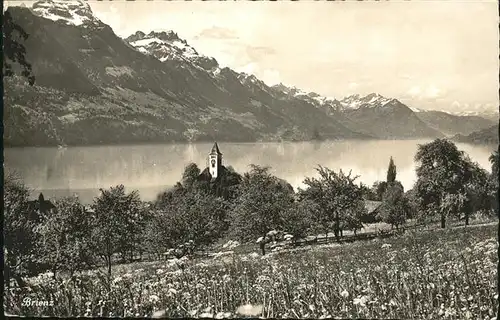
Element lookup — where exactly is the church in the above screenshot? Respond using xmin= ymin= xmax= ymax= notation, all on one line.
xmin=206 ymin=141 xmax=223 ymax=179
xmin=197 ymin=141 xmax=230 ymax=182
xmin=196 ymin=142 xmax=242 ymax=199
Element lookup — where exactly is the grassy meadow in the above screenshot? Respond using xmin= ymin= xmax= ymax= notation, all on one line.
xmin=5 ymin=222 xmax=498 ymax=319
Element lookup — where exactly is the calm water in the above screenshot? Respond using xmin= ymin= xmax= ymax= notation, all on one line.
xmin=4 ymin=140 xmax=496 ymax=204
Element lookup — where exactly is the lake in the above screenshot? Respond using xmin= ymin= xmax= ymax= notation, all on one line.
xmin=4 ymin=140 xmax=496 ymax=204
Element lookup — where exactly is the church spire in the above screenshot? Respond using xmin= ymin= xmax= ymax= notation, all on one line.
xmin=210 ymin=142 xmax=222 ymax=155
xmin=208 ymin=142 xmax=223 ymax=179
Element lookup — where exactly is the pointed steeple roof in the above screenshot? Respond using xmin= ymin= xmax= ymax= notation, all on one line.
xmin=210 ymin=142 xmax=222 ymax=155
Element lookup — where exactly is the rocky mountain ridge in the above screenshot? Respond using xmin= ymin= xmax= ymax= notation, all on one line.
xmin=3 ymin=1 xmax=495 ymax=147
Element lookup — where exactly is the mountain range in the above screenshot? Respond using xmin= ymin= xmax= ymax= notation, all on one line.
xmin=3 ymin=1 xmax=498 ymax=147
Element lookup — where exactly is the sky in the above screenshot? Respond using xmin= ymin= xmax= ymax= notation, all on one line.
xmin=6 ymin=0 xmax=500 ymax=113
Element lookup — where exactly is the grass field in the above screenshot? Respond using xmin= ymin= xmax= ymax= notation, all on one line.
xmin=5 ymin=223 xmax=498 ymax=319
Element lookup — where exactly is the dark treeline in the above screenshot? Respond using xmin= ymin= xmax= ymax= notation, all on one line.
xmin=4 ymin=139 xmax=499 ymax=287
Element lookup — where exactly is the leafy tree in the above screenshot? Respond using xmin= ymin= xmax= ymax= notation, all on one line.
xmin=153 ymin=190 xmax=230 ymax=253
xmin=155 ymin=182 xmax=186 ymax=208
xmin=281 ymin=199 xmax=317 ymax=241
xmin=370 ymin=181 xmax=388 ymax=201
xmin=489 ymin=150 xmax=499 ymax=178
xmin=404 ymin=188 xmax=419 ymax=220
xmin=34 ymin=196 xmax=94 ymax=278
xmin=90 ymin=185 xmax=143 ymax=279
xmin=209 ymin=167 xmax=243 ymax=200
xmin=3 ymin=10 xmax=35 ymax=85
xmin=378 ymin=181 xmax=409 ymax=229
xmin=342 ymin=199 xmax=366 ymax=235
xmin=488 ymin=150 xmax=499 ymax=215
xmin=440 ymin=192 xmax=467 ymax=225
xmin=3 ymin=174 xmax=37 ymax=287
xmin=387 ymin=156 xmax=397 ymax=183
xmin=414 ymin=139 xmax=487 ymax=228
xmin=359 ymin=182 xmax=374 ymax=200
xmin=182 ymin=163 xmax=201 ymax=189
xmin=460 ymin=156 xmax=491 ymax=224
xmin=299 ymin=166 xmax=365 ymax=242
xmin=230 ymin=165 xmax=295 ymax=243
xmin=180 ymin=163 xmax=243 ymax=201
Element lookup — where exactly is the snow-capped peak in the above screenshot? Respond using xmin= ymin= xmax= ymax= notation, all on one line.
xmin=409 ymin=106 xmax=423 ymax=113
xmin=340 ymin=93 xmax=394 ymax=110
xmin=270 ymin=83 xmax=338 ymax=108
xmin=32 ymin=0 xmax=101 ymax=27
xmin=126 ymin=30 xmax=218 ymax=71
xmin=238 ymin=73 xmax=262 ymax=84
xmin=272 ymin=83 xmax=335 ymax=100
xmin=238 ymin=72 xmax=270 ymax=92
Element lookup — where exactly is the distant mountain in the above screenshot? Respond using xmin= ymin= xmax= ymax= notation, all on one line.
xmin=4 ymin=1 xmax=368 ymax=147
xmin=125 ymin=31 xmax=219 ymax=71
xmin=268 ymin=87 xmax=444 ymax=139
xmin=271 ymin=87 xmax=495 ymax=139
xmin=452 ymin=124 xmax=499 ymax=145
xmin=336 ymin=94 xmax=444 ymax=139
xmin=3 ymin=0 xmax=491 ymax=147
xmin=448 ymin=109 xmax=499 ymax=123
xmin=413 ymin=110 xmax=496 ymax=137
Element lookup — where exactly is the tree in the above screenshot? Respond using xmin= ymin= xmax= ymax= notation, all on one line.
xmin=404 ymin=188 xmax=419 ymax=221
xmin=371 ymin=181 xmax=388 ymax=201
xmin=281 ymin=199 xmax=316 ymax=241
xmin=3 ymin=174 xmax=37 ymax=287
xmin=387 ymin=157 xmax=397 ymax=183
xmin=155 ymin=182 xmax=186 ymax=208
xmin=488 ymin=150 xmax=499 ymax=215
xmin=181 ymin=163 xmax=201 ymax=189
xmin=151 ymin=188 xmax=231 ymax=256
xmin=414 ymin=139 xmax=487 ymax=228
xmin=378 ymin=181 xmax=409 ymax=229
xmin=359 ymin=182 xmax=375 ymax=200
xmin=230 ymin=165 xmax=295 ymax=244
xmin=342 ymin=199 xmax=366 ymax=236
xmin=460 ymin=156 xmax=491 ymax=224
xmin=3 ymin=10 xmax=35 ymax=85
xmin=299 ymin=166 xmax=365 ymax=242
xmin=489 ymin=150 xmax=499 ymax=178
xmin=210 ymin=167 xmax=242 ymax=201
xmin=34 ymin=196 xmax=94 ymax=278
xmin=440 ymin=192 xmax=467 ymax=225
xmin=90 ymin=185 xmax=143 ymax=279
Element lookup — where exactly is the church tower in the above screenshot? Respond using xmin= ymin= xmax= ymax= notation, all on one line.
xmin=207 ymin=142 xmax=223 ymax=179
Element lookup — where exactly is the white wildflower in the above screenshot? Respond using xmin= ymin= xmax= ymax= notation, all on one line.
xmin=199 ymin=312 xmax=214 ymax=318
xmin=249 ymin=252 xmax=260 ymax=259
xmin=215 ymin=311 xmax=232 ymax=319
xmin=340 ymin=290 xmax=349 ymax=298
xmin=156 ymin=269 xmax=165 ymax=275
xmin=353 ymin=296 xmax=368 ymax=307
xmin=152 ymin=310 xmax=166 ymax=318
xmin=168 ymin=288 xmax=177 ymax=295
xmin=236 ymin=304 xmax=263 ymax=316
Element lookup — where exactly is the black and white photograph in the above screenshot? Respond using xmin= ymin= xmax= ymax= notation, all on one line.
xmin=3 ymin=0 xmax=499 ymax=318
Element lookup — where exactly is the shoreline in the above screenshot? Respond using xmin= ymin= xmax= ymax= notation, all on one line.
xmin=5 ymin=136 xmax=493 ymax=149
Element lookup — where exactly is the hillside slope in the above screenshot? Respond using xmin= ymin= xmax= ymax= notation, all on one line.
xmin=414 ymin=110 xmax=496 ymax=136
xmin=4 ymin=1 xmax=368 ymax=147
xmin=452 ymin=124 xmax=499 ymax=145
